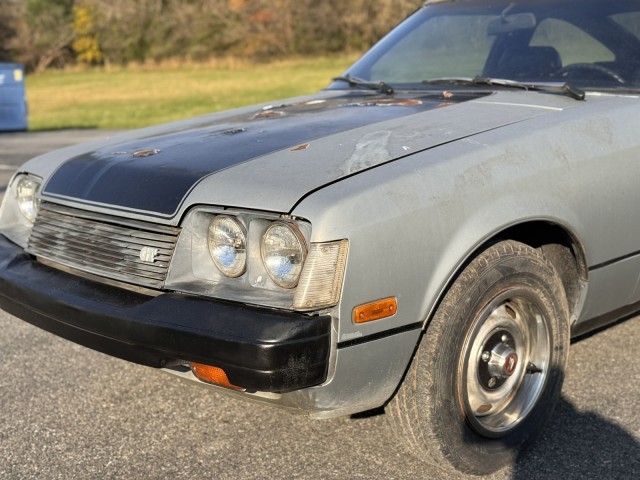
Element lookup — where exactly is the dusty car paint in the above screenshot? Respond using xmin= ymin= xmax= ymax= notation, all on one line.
xmin=12 ymin=88 xmax=640 ymax=418
xmin=294 ymin=92 xmax=640 ymax=343
xmin=29 ymin=90 xmax=561 ymax=220
xmin=15 ymin=89 xmax=639 ymax=419
xmin=3 ymin=0 xmax=640 ymax=474
xmin=42 ymin=92 xmax=486 ymax=217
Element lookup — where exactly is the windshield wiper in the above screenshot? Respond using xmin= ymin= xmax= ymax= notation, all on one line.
xmin=422 ymin=76 xmax=585 ymax=101
xmin=333 ymin=74 xmax=394 ymax=95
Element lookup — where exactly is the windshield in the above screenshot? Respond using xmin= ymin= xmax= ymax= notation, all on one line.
xmin=335 ymin=0 xmax=640 ymax=92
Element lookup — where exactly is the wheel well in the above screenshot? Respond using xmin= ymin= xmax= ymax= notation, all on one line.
xmin=492 ymin=221 xmax=587 ymax=322
xmin=389 ymin=222 xmax=586 ymax=416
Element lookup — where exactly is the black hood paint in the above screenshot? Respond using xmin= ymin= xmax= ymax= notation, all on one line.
xmin=43 ymin=92 xmax=486 ymax=216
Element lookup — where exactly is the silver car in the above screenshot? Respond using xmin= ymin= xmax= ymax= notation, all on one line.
xmin=1 ymin=0 xmax=639 ymax=475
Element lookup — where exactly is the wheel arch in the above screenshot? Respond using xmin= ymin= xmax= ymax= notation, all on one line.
xmin=497 ymin=221 xmax=588 ymax=324
xmin=424 ymin=219 xmax=588 ymax=332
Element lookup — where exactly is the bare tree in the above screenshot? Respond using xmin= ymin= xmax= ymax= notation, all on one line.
xmin=11 ymin=0 xmax=75 ymax=71
xmin=4 ymin=0 xmax=426 ymax=69
xmin=0 ymin=0 xmax=22 ymax=62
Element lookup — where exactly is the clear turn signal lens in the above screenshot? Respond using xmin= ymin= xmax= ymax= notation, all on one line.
xmin=293 ymin=240 xmax=349 ymax=311
xmin=208 ymin=215 xmax=247 ymax=277
xmin=16 ymin=176 xmax=40 ymax=222
xmin=261 ymin=222 xmax=307 ymax=289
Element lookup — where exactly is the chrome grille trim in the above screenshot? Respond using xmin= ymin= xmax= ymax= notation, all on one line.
xmin=27 ymin=203 xmax=180 ymax=290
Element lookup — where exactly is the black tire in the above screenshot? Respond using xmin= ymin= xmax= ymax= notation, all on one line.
xmin=387 ymin=240 xmax=570 ymax=475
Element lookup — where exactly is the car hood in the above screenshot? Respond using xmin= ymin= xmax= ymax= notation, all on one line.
xmin=35 ymin=89 xmax=573 ymax=220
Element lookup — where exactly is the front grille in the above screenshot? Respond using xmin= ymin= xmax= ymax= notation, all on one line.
xmin=27 ymin=203 xmax=180 ymax=290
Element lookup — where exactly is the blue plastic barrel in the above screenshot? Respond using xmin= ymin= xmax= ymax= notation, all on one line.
xmin=0 ymin=63 xmax=28 ymax=132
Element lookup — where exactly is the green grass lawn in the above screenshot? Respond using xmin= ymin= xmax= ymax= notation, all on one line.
xmin=25 ymin=56 xmax=355 ymax=131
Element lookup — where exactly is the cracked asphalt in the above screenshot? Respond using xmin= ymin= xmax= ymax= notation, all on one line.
xmin=0 ymin=130 xmax=638 ymax=480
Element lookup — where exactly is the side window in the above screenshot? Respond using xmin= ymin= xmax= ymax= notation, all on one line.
xmin=370 ymin=15 xmax=496 ymax=82
xmin=530 ymin=18 xmax=614 ymax=65
xmin=611 ymin=12 xmax=640 ymax=40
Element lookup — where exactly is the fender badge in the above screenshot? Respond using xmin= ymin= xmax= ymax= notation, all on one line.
xmin=140 ymin=247 xmax=160 ymax=263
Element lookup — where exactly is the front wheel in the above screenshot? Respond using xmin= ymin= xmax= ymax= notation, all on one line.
xmin=387 ymin=240 xmax=569 ymax=475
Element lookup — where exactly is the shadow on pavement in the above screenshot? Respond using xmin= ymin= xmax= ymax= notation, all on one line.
xmin=514 ymin=397 xmax=640 ymax=479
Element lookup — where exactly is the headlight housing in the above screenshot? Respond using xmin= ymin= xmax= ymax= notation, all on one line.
xmin=0 ymin=173 xmax=41 ymax=248
xmin=165 ymin=207 xmax=348 ymax=312
xmin=261 ymin=222 xmax=307 ymax=289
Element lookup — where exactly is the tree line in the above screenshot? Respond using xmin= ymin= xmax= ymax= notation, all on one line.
xmin=0 ymin=0 xmax=425 ymax=71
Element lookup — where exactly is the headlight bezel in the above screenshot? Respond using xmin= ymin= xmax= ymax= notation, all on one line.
xmin=165 ymin=206 xmax=348 ymax=312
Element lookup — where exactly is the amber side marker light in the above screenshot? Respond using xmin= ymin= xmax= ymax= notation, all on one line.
xmin=191 ymin=363 xmax=246 ymax=391
xmin=354 ymin=297 xmax=398 ymax=323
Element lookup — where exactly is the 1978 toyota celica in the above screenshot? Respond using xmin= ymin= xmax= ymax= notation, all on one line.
xmin=1 ymin=0 xmax=639 ymax=475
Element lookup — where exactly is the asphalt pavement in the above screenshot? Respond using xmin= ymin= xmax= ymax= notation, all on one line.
xmin=0 ymin=130 xmax=638 ymax=480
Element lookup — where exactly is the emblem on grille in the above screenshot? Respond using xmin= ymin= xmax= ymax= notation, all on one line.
xmin=140 ymin=247 xmax=160 ymax=263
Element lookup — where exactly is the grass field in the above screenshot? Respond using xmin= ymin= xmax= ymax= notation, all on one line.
xmin=25 ymin=56 xmax=356 ymax=131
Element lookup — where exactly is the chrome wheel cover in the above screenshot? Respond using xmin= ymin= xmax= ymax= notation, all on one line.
xmin=459 ymin=290 xmax=551 ymax=437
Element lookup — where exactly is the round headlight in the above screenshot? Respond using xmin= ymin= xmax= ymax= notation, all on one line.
xmin=16 ymin=176 xmax=40 ymax=222
xmin=208 ymin=216 xmax=247 ymax=278
xmin=261 ymin=222 xmax=307 ymax=289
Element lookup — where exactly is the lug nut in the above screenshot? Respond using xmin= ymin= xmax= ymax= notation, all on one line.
xmin=488 ymin=377 xmax=497 ymax=388
xmin=501 ymin=334 xmax=509 ymax=344
xmin=482 ymin=351 xmax=491 ymax=362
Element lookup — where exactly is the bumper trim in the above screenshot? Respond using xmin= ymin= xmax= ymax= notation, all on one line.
xmin=0 ymin=236 xmax=331 ymax=393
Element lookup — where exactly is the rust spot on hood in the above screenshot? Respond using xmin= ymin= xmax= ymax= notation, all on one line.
xmin=132 ymin=149 xmax=161 ymax=158
xmin=252 ymin=110 xmax=286 ymax=119
xmin=290 ymin=143 xmax=310 ymax=152
xmin=348 ymin=98 xmax=424 ymax=107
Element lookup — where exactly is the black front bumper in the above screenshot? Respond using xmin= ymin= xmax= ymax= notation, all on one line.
xmin=0 ymin=236 xmax=331 ymax=393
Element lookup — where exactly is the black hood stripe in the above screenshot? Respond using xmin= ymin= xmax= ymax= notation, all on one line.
xmin=43 ymin=92 xmax=483 ymax=216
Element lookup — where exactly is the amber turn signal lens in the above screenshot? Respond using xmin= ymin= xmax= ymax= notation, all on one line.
xmin=191 ymin=363 xmax=245 ymax=391
xmin=353 ymin=297 xmax=398 ymax=323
